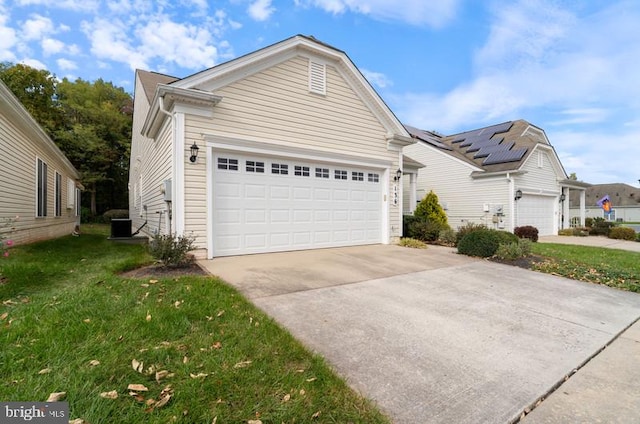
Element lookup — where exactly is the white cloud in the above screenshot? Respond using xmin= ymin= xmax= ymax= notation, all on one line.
xmin=42 ymin=38 xmax=65 ymax=56
xmin=248 ymin=0 xmax=275 ymax=21
xmin=0 ymin=14 xmax=18 ymax=61
xmin=19 ymin=57 xmax=47 ymax=69
xmin=294 ymin=0 xmax=460 ymax=27
xmin=81 ymin=18 xmax=149 ymax=70
xmin=56 ymin=57 xmax=77 ymax=71
xmin=22 ymin=14 xmax=55 ymax=40
xmin=135 ymin=16 xmax=218 ymax=70
xmin=361 ymin=69 xmax=392 ymax=89
xmin=15 ymin=0 xmax=100 ymax=12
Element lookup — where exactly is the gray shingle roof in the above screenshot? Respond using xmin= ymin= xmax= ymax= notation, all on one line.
xmin=570 ymin=183 xmax=640 ymax=207
xmin=136 ymin=70 xmax=179 ymax=103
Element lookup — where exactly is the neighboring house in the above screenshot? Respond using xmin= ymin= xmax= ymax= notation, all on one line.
xmin=569 ymin=183 xmax=640 ymax=222
xmin=129 ymin=35 xmax=414 ymax=259
xmin=403 ymin=120 xmax=590 ymax=236
xmin=0 ymin=79 xmax=81 ymax=246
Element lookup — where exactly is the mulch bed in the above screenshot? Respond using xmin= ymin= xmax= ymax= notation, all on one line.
xmin=488 ymin=254 xmax=548 ymax=269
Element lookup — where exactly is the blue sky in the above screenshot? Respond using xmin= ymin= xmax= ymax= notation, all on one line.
xmin=1 ymin=0 xmax=639 ymax=187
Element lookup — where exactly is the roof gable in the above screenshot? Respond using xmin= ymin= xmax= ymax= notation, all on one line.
xmin=168 ymin=34 xmax=410 ymax=141
xmin=136 ymin=70 xmax=179 ymax=103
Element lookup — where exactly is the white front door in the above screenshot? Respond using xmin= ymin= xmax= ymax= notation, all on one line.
xmin=212 ymin=152 xmax=384 ymax=256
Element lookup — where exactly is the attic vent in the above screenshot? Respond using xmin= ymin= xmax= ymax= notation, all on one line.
xmin=309 ymin=60 xmax=326 ymax=95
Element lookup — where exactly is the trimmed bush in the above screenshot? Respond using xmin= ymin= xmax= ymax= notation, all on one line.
xmin=495 ymin=231 xmax=519 ymax=246
xmin=408 ymin=220 xmax=447 ymax=243
xmin=414 ymin=191 xmax=449 ymax=228
xmin=608 ymin=226 xmax=637 ymax=241
xmin=457 ymin=229 xmax=501 ymax=257
xmin=455 ymin=222 xmax=487 ymax=246
xmin=402 ymin=214 xmax=419 ymax=238
xmin=590 ymin=217 xmax=616 ymax=236
xmin=494 ymin=238 xmax=533 ymax=260
xmin=398 ymin=238 xmax=428 ymax=249
xmin=558 ymin=228 xmax=574 ymax=236
xmin=149 ymin=233 xmax=196 ymax=268
xmin=514 ymin=225 xmax=539 ymax=242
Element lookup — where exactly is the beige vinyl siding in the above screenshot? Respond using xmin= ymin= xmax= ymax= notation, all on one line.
xmin=0 ymin=91 xmax=79 ymax=246
xmin=129 ymin=73 xmax=173 ymax=237
xmin=404 ymin=143 xmax=511 ymax=231
xmin=516 ymin=149 xmax=561 ymax=192
xmin=192 ymin=57 xmax=390 ymax=158
xmin=184 ymin=55 xmax=400 ymax=249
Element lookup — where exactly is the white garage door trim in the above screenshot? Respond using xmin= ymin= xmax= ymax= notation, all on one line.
xmin=516 ymin=194 xmax=557 ymax=236
xmin=206 ymin=146 xmax=389 ymax=258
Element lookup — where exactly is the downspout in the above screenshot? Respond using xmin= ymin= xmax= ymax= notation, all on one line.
xmin=158 ymin=95 xmax=172 ymax=117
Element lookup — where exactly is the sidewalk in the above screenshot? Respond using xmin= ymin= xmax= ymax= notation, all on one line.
xmin=539 ymin=235 xmax=640 ymax=253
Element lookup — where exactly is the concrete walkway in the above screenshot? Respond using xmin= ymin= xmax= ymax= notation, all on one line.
xmin=201 ymin=245 xmax=640 ymax=424
xmin=539 ymin=235 xmax=640 ymax=252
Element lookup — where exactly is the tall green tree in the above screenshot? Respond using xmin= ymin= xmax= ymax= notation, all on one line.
xmin=0 ymin=62 xmax=62 ymax=135
xmin=0 ymin=63 xmax=133 ymax=217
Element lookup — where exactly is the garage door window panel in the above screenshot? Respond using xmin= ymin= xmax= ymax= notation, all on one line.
xmin=272 ymin=163 xmax=289 ymax=175
xmin=246 ymin=161 xmax=265 ymax=173
xmin=315 ymin=168 xmax=329 ymax=178
xmin=295 ymin=165 xmax=310 ymax=177
xmin=335 ymin=170 xmax=347 ymax=180
xmin=218 ymin=158 xmax=238 ymax=170
xmin=352 ymin=171 xmax=364 ymax=181
xmin=368 ymin=173 xmax=379 ymax=183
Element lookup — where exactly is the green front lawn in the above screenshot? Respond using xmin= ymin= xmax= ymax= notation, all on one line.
xmin=531 ymin=243 xmax=640 ymax=292
xmin=0 ymin=225 xmax=389 ymax=423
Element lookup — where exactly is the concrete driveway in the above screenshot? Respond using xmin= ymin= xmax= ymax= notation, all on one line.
xmin=201 ymin=245 xmax=640 ymax=424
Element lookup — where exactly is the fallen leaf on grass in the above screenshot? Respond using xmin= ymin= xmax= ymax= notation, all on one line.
xmin=89 ymin=360 xmax=100 ymax=367
xmin=248 ymin=421 xmax=263 ymax=424
xmin=46 ymin=392 xmax=66 ymax=402
xmin=155 ymin=370 xmax=173 ymax=383
xmin=211 ymin=341 xmax=222 ymax=349
xmin=127 ymin=384 xmax=148 ymax=392
xmin=312 ymin=411 xmax=321 ymax=419
xmin=100 ymin=390 xmax=118 ymax=399
xmin=132 ymin=359 xmax=144 ymax=373
xmin=306 ymin=377 xmax=317 ymax=382
xmin=174 ymin=300 xmax=183 ymax=308
xmin=189 ymin=373 xmax=208 ymax=379
xmin=38 ymin=368 xmax=51 ymax=375
xmin=146 ymin=311 xmax=152 ymax=322
xmin=129 ymin=392 xmax=146 ymax=402
xmin=0 ymin=312 xmax=8 ymax=320
xmin=282 ymin=394 xmax=291 ymax=403
xmin=183 ymin=356 xmax=189 ymax=364
xmin=149 ymin=279 xmax=158 ymax=284
xmin=83 ymin=319 xmax=91 ymax=323
xmin=233 ymin=360 xmax=252 ymax=369
xmin=69 ymin=419 xmax=87 ymax=424
xmin=217 ymin=310 xmax=225 ymax=317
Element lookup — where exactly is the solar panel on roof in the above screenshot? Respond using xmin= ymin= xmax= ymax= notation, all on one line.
xmin=459 ymin=134 xmax=490 ymax=147
xmin=466 ymin=137 xmax=503 ymax=152
xmin=473 ymin=142 xmax=515 ymax=158
xmin=482 ymin=148 xmax=527 ymax=165
xmin=486 ymin=122 xmax=513 ymax=135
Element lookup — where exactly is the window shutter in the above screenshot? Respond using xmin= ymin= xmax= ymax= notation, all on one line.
xmin=309 ymin=60 xmax=326 ymax=95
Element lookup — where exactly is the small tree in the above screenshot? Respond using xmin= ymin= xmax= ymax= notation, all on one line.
xmin=414 ymin=190 xmax=449 ymax=227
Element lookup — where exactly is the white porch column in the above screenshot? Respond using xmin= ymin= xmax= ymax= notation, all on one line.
xmin=580 ymin=190 xmax=586 ymax=226
xmin=562 ymin=187 xmax=569 ymax=229
xmin=409 ymin=173 xmax=417 ymax=214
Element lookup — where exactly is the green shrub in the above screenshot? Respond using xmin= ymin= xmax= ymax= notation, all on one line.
xmin=608 ymin=227 xmax=637 ymax=241
xmin=402 ymin=214 xmax=419 ymax=238
xmin=590 ymin=217 xmax=616 ymax=236
xmin=457 ymin=229 xmax=501 ymax=257
xmin=637 ymin=232 xmax=640 ymax=242
xmin=455 ymin=222 xmax=487 ymax=246
xmin=398 ymin=238 xmax=428 ymax=249
xmin=149 ymin=233 xmax=196 ymax=268
xmin=103 ymin=209 xmax=129 ymax=220
xmin=495 ymin=231 xmax=519 ymax=246
xmin=558 ymin=228 xmax=574 ymax=236
xmin=494 ymin=238 xmax=533 ymax=260
xmin=585 ymin=217 xmax=594 ymax=228
xmin=414 ymin=191 xmax=449 ymax=228
xmin=514 ymin=225 xmax=539 ymax=242
xmin=408 ymin=220 xmax=446 ymax=243
xmin=437 ymin=228 xmax=457 ymax=246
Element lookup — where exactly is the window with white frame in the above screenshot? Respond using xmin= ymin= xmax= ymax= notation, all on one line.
xmin=352 ymin=171 xmax=364 ymax=181
xmin=367 ymin=173 xmax=380 ymax=183
xmin=246 ymin=161 xmax=265 ymax=173
xmin=217 ymin=157 xmax=239 ymax=170
xmin=315 ymin=167 xmax=329 ymax=178
xmin=271 ymin=163 xmax=288 ymax=175
xmin=294 ymin=165 xmax=310 ymax=176
xmin=36 ymin=158 xmax=48 ymax=217
xmin=334 ymin=170 xmax=347 ymax=180
xmin=55 ymin=171 xmax=62 ymax=217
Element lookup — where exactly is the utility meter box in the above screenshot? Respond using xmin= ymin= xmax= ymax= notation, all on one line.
xmin=163 ymin=179 xmax=172 ymax=202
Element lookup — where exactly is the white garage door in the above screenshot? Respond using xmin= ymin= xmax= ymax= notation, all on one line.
xmin=517 ymin=195 xmax=555 ymax=236
xmin=212 ymin=152 xmax=383 ymax=256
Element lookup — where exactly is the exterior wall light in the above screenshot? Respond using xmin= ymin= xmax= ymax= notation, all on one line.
xmin=514 ymin=189 xmax=523 ymax=201
xmin=189 ymin=142 xmax=199 ymax=163
xmin=560 ymin=193 xmax=566 ymax=202
xmin=394 ymin=168 xmax=402 ymax=181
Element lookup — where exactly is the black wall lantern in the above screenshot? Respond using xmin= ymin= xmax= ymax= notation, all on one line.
xmin=189 ymin=142 xmax=199 ymax=163
xmin=559 ymin=193 xmax=566 ymax=202
xmin=394 ymin=168 xmax=402 ymax=181
xmin=514 ymin=189 xmax=523 ymax=201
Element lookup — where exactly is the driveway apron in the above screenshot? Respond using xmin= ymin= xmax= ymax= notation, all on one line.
xmin=201 ymin=245 xmax=640 ymax=424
